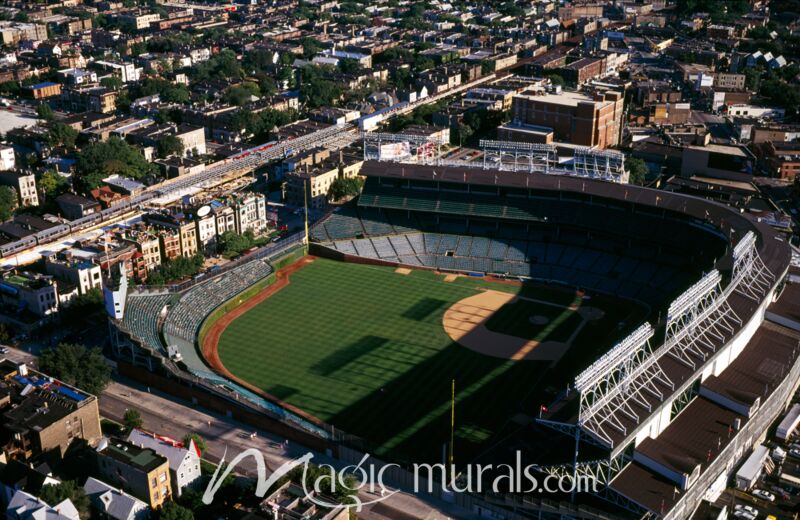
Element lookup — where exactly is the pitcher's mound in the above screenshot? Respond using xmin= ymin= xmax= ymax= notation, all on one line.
xmin=443 ymin=291 xmax=571 ymax=362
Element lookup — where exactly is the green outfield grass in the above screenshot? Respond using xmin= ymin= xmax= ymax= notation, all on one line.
xmin=217 ymin=258 xmax=646 ymax=463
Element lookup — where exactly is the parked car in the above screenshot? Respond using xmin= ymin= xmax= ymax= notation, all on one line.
xmin=752 ymin=489 xmax=775 ymax=502
xmin=734 ymin=511 xmax=756 ymax=520
xmin=0 ymin=346 xmax=8 ymax=354
xmin=735 ymin=504 xmax=758 ymax=517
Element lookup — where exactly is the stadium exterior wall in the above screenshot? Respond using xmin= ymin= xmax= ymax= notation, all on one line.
xmin=662 ymin=331 xmax=800 ymax=519
xmin=116 ymin=360 xmax=336 ymax=455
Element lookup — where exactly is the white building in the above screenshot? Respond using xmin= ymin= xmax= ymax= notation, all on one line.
xmin=0 ymin=145 xmax=15 ymax=170
xmin=0 ymin=272 xmax=58 ymax=317
xmin=126 ymin=429 xmax=202 ymax=497
xmin=83 ymin=477 xmax=149 ymax=520
xmin=232 ymin=193 xmax=268 ymax=235
xmin=45 ymin=253 xmax=103 ymax=295
xmin=94 ymin=60 xmax=140 ymax=83
xmin=0 ymin=171 xmax=36 ymax=207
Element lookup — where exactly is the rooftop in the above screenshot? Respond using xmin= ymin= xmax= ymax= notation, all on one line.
xmin=99 ymin=439 xmax=168 ymax=473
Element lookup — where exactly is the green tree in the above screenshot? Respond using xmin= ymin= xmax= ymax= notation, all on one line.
xmin=0 ymin=323 xmax=10 ymax=343
xmin=75 ymin=136 xmax=157 ymax=192
xmin=146 ymin=253 xmax=205 ymax=285
xmin=218 ymin=230 xmax=256 ymax=258
xmin=328 ymin=177 xmax=364 ymax=201
xmin=627 ymin=157 xmax=648 ymax=185
xmin=47 ymin=122 xmax=78 ymax=149
xmin=60 ymin=288 xmax=104 ymax=323
xmin=338 ymin=57 xmax=361 ymax=74
xmin=38 ymin=342 xmax=111 ymax=396
xmin=38 ymin=170 xmax=69 ymax=199
xmin=123 ymin=408 xmax=143 ymax=431
xmin=224 ymin=82 xmax=260 ymax=106
xmin=546 ymin=73 xmax=565 ymax=87
xmin=183 ymin=433 xmax=207 ymax=456
xmin=456 ymin=122 xmax=474 ymax=146
xmin=39 ymin=481 xmax=90 ymax=518
xmin=156 ymin=501 xmax=195 ymax=520
xmin=157 ymin=135 xmax=185 ymax=158
xmin=0 ymin=185 xmax=15 ymax=221
xmin=100 ymin=76 xmax=123 ymax=90
xmin=36 ymin=103 xmax=54 ymax=121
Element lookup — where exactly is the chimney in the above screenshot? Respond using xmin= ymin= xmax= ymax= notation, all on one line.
xmin=733 ymin=418 xmax=741 ymax=431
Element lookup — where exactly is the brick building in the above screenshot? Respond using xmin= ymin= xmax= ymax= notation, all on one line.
xmin=511 ymin=89 xmax=624 ymax=148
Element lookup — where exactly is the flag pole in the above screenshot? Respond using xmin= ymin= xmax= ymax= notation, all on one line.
xmin=449 ymin=379 xmax=455 ymax=484
xmin=303 ymin=178 xmax=309 ymax=248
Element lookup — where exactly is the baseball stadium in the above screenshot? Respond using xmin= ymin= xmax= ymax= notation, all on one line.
xmin=109 ymin=153 xmax=800 ymax=519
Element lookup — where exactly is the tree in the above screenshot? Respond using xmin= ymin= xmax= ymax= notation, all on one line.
xmin=627 ymin=157 xmax=648 ymax=185
xmin=0 ymin=323 xmax=10 ymax=343
xmin=156 ymin=501 xmax=195 ymax=520
xmin=38 ymin=170 xmax=69 ymax=199
xmin=60 ymin=288 xmax=104 ymax=323
xmin=100 ymin=76 xmax=123 ymax=91
xmin=183 ymin=433 xmax=206 ymax=456
xmin=157 ymin=135 xmax=185 ymax=158
xmin=456 ymin=122 xmax=474 ymax=146
xmin=224 ymin=82 xmax=260 ymax=106
xmin=38 ymin=342 xmax=111 ymax=396
xmin=338 ymin=57 xmax=361 ymax=74
xmin=47 ymin=122 xmax=78 ymax=149
xmin=218 ymin=230 xmax=256 ymax=258
xmin=123 ymin=408 xmax=143 ymax=431
xmin=328 ymin=177 xmax=364 ymax=201
xmin=75 ymin=136 xmax=157 ymax=192
xmin=36 ymin=103 xmax=54 ymax=121
xmin=0 ymin=185 xmax=15 ymax=222
xmin=546 ymin=73 xmax=565 ymax=87
xmin=38 ymin=481 xmax=90 ymax=518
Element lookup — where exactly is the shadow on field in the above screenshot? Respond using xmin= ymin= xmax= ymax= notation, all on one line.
xmin=309 ymin=335 xmax=388 ymax=376
xmin=265 ymin=384 xmax=299 ymax=400
xmin=401 ymin=297 xmax=450 ymax=323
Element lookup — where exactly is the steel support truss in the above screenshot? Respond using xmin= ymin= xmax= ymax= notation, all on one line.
xmin=574 ymin=323 xmax=674 ymax=448
xmin=573 ymin=147 xmax=627 ymax=183
xmin=534 ymin=451 xmax=631 ymax=487
xmin=662 ymin=269 xmax=742 ymax=369
xmin=732 ymin=231 xmax=774 ymax=302
xmin=479 ymin=139 xmax=559 ymax=174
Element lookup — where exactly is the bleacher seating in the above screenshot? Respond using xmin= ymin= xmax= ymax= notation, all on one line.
xmin=123 ymin=294 xmax=171 ymax=353
xmin=310 ymin=182 xmax=724 ymax=309
xmin=163 ymin=260 xmax=273 ymax=342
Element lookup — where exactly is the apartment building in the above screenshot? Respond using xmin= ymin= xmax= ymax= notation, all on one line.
xmin=95 ymin=438 xmax=172 ymax=509
xmin=510 ymin=89 xmax=624 ymax=148
xmin=0 ymin=360 xmax=103 ymax=461
xmin=127 ymin=429 xmax=202 ymax=497
xmin=144 ymin=212 xmax=199 ymax=258
xmin=121 ymin=229 xmax=161 ymax=272
xmin=0 ymin=271 xmax=59 ymax=317
xmin=44 ymin=252 xmax=103 ymax=296
xmin=0 ymin=171 xmax=38 ymax=207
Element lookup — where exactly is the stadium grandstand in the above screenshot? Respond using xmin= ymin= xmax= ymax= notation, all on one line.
xmin=306 ymin=159 xmax=798 ymax=519
xmin=106 ymin=153 xmax=800 ymax=519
